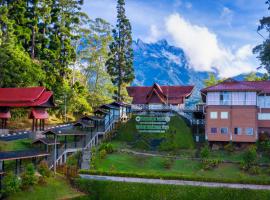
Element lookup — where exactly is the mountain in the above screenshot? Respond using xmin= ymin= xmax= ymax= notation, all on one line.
xmin=132 ymin=39 xmax=211 ymax=107
xmin=132 ymin=39 xmax=263 ymax=107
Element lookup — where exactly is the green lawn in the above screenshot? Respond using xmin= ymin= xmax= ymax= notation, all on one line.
xmin=73 ymin=178 xmax=270 ymax=200
xmin=87 ymin=152 xmax=270 ymax=184
xmin=115 ymin=115 xmax=195 ymax=151
xmin=8 ymin=176 xmax=84 ymax=200
xmin=0 ymin=139 xmax=32 ymax=152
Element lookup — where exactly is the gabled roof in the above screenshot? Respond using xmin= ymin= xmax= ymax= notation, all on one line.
xmin=201 ymin=79 xmax=270 ymax=93
xmin=32 ymin=138 xmax=60 ymax=145
xmin=0 ymin=87 xmax=54 ymax=107
xmin=127 ymin=83 xmax=194 ymax=105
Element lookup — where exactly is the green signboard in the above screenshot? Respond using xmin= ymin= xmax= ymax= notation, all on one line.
xmin=135 ymin=116 xmax=170 ymax=133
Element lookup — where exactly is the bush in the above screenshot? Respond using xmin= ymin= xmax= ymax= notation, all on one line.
xmin=224 ymin=142 xmax=234 ymax=153
xmin=67 ymin=151 xmax=82 ymax=167
xmin=21 ymin=163 xmax=37 ymax=189
xmin=200 ymin=145 xmax=210 ymax=159
xmin=1 ymin=172 xmax=21 ymax=197
xmin=202 ymin=159 xmax=221 ymax=170
xmin=37 ymin=160 xmax=51 ymax=177
xmin=162 ymin=158 xmax=174 ymax=169
xmin=248 ymin=166 xmax=261 ymax=175
xmin=99 ymin=143 xmax=114 ymax=154
xmin=99 ymin=149 xmax=107 ymax=159
xmin=242 ymin=145 xmax=257 ymax=170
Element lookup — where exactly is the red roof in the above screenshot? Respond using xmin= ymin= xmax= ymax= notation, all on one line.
xmin=201 ymin=79 xmax=270 ymax=93
xmin=29 ymin=109 xmax=49 ymax=119
xmin=127 ymin=83 xmax=194 ymax=104
xmin=0 ymin=87 xmax=54 ymax=107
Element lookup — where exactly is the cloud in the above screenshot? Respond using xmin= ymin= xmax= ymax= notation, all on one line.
xmin=145 ymin=25 xmax=163 ymax=43
xmin=165 ymin=13 xmax=256 ymax=77
xmin=220 ymin=7 xmax=233 ymax=26
xmin=185 ymin=2 xmax=192 ymax=9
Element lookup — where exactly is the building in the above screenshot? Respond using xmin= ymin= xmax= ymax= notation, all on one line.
xmin=127 ymin=83 xmax=194 ymax=111
xmin=201 ymin=78 xmax=270 ymax=143
xmin=0 ymin=87 xmax=54 ymax=134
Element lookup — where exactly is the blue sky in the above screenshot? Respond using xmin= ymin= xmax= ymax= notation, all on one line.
xmin=83 ymin=0 xmax=269 ymax=77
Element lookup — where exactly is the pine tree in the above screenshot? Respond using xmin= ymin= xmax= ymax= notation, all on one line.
xmin=106 ymin=0 xmax=134 ymax=101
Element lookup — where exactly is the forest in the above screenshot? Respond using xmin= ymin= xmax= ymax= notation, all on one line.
xmin=0 ymin=0 xmax=134 ymax=120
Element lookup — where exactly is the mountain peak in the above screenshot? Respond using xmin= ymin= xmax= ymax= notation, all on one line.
xmin=156 ymin=39 xmax=168 ymax=46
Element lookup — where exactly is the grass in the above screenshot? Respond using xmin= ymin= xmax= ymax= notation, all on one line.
xmin=73 ymin=178 xmax=270 ymax=200
xmin=0 ymin=139 xmax=32 ymax=152
xmin=86 ymin=152 xmax=270 ymax=184
xmin=115 ymin=115 xmax=195 ymax=151
xmin=8 ymin=176 xmax=84 ymax=200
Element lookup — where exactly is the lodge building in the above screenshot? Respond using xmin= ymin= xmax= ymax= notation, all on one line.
xmin=127 ymin=83 xmax=194 ymax=111
xmin=201 ymin=78 xmax=270 ymax=143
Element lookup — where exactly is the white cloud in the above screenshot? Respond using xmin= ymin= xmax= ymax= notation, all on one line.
xmin=145 ymin=25 xmax=163 ymax=43
xmin=220 ymin=7 xmax=233 ymax=26
xmin=165 ymin=13 xmax=256 ymax=77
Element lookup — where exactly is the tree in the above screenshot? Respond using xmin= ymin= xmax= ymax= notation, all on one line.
xmin=253 ymin=0 xmax=270 ymax=75
xmin=204 ymin=73 xmax=219 ymax=87
xmin=21 ymin=163 xmax=37 ymax=189
xmin=78 ymin=18 xmax=115 ymax=107
xmin=243 ymin=146 xmax=257 ymax=170
xmin=245 ymin=72 xmax=269 ymax=81
xmin=106 ymin=0 xmax=134 ymax=101
xmin=1 ymin=172 xmax=21 ymax=197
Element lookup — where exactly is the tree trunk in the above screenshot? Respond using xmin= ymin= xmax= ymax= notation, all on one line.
xmin=31 ymin=25 xmax=36 ymax=59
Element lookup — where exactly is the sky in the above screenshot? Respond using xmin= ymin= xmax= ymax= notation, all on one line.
xmin=83 ymin=0 xmax=269 ymax=77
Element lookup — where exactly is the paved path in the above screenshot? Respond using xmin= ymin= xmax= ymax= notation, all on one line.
xmin=79 ymin=174 xmax=270 ymax=190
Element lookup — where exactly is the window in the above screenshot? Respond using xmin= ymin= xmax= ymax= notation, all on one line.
xmin=220 ymin=112 xmax=228 ymax=119
xmin=210 ymin=112 xmax=218 ymax=119
xmin=234 ymin=127 xmax=241 ymax=135
xmin=210 ymin=128 xmax=217 ymax=134
xmin=258 ymin=113 xmax=270 ymax=120
xmin=220 ymin=92 xmax=230 ymax=105
xmin=221 ymin=127 xmax=228 ymax=134
xmin=246 ymin=128 xmax=254 ymax=135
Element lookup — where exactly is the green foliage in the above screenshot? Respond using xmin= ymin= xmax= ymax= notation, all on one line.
xmin=106 ymin=0 xmax=134 ymax=101
xmin=224 ymin=142 xmax=234 ymax=153
xmin=73 ymin=178 xmax=270 ymax=200
xmin=204 ymin=73 xmax=219 ymax=87
xmin=67 ymin=151 xmax=82 ymax=168
xmin=37 ymin=160 xmax=51 ymax=177
xmin=21 ymin=163 xmax=37 ymax=189
xmin=200 ymin=145 xmax=210 ymax=159
xmin=99 ymin=143 xmax=114 ymax=154
xmin=99 ymin=149 xmax=107 ymax=159
xmin=162 ymin=158 xmax=174 ymax=169
xmin=248 ymin=165 xmax=261 ymax=175
xmin=201 ymin=159 xmax=221 ymax=170
xmin=245 ymin=72 xmax=269 ymax=81
xmin=1 ymin=171 xmax=21 ymax=197
xmin=242 ymin=146 xmax=257 ymax=170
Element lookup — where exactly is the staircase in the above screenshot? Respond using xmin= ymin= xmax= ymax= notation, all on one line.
xmin=48 ymin=115 xmax=124 ymax=170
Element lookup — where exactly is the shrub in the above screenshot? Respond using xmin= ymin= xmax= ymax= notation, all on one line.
xmin=200 ymin=145 xmax=210 ymax=159
xmin=201 ymin=159 xmax=221 ymax=170
xmin=1 ymin=172 xmax=21 ymax=197
xmin=242 ymin=145 xmax=257 ymax=170
xmin=162 ymin=158 xmax=174 ymax=169
xmin=67 ymin=151 xmax=82 ymax=167
xmin=224 ymin=142 xmax=234 ymax=153
xmin=99 ymin=149 xmax=107 ymax=159
xmin=37 ymin=176 xmax=47 ymax=185
xmin=21 ymin=163 xmax=37 ymax=189
xmin=99 ymin=143 xmax=114 ymax=154
xmin=248 ymin=166 xmax=261 ymax=175
xmin=37 ymin=160 xmax=51 ymax=177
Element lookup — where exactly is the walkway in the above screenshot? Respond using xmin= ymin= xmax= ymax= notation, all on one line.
xmin=79 ymin=174 xmax=270 ymax=190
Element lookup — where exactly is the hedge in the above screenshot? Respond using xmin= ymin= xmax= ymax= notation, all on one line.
xmin=79 ymin=169 xmax=270 ymax=185
xmin=72 ymin=178 xmax=270 ymax=200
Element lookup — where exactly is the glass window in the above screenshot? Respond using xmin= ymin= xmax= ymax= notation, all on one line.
xmin=210 ymin=112 xmax=218 ymax=119
xmin=221 ymin=127 xmax=228 ymax=134
xmin=246 ymin=128 xmax=254 ymax=135
xmin=221 ymin=112 xmax=228 ymax=119
xmin=234 ymin=127 xmax=241 ymax=135
xmin=258 ymin=113 xmax=270 ymax=120
xmin=220 ymin=92 xmax=230 ymax=105
xmin=211 ymin=128 xmax=217 ymax=134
